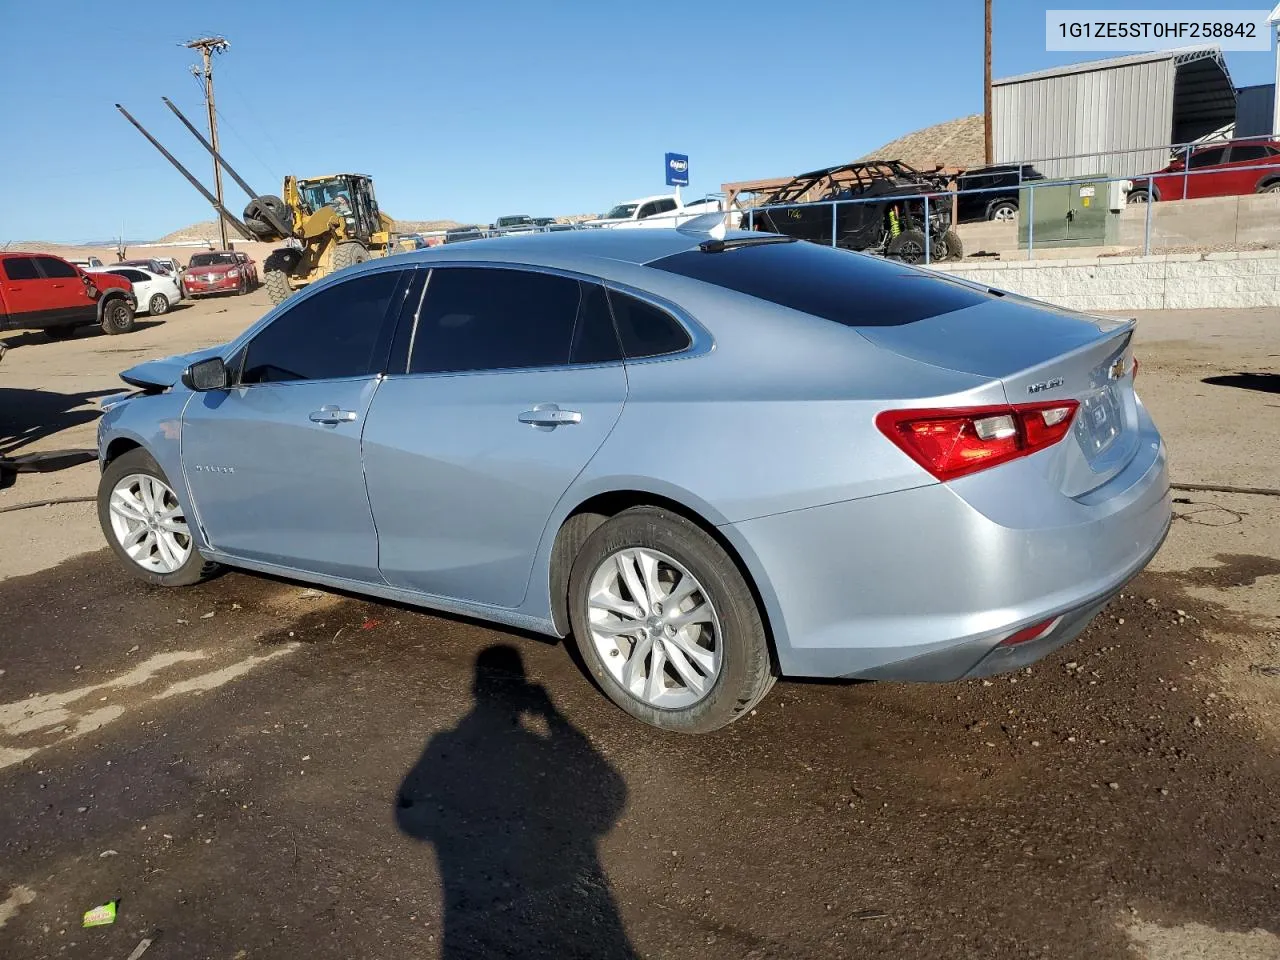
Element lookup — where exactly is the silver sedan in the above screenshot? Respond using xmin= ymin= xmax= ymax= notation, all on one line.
xmin=95 ymin=225 xmax=1170 ymax=732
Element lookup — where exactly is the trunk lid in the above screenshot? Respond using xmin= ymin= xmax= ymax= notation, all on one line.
xmin=857 ymin=295 xmax=1138 ymax=497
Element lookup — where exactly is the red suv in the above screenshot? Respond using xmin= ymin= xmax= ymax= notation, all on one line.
xmin=0 ymin=253 xmax=137 ymax=339
xmin=1129 ymin=140 xmax=1280 ymax=202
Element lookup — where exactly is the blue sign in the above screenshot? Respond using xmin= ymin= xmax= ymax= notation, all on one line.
xmin=665 ymin=152 xmax=689 ymax=187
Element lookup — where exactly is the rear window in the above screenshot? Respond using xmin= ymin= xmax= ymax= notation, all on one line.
xmin=649 ymin=241 xmax=993 ymax=326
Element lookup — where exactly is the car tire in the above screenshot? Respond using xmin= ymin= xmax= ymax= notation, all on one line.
xmin=1127 ymin=189 xmax=1151 ymax=204
xmin=567 ymin=506 xmax=776 ymax=734
xmin=987 ymin=199 xmax=1018 ymax=221
xmin=148 ymin=293 xmax=170 ymax=316
xmin=44 ymin=325 xmax=79 ymax=341
xmin=1258 ymin=182 xmax=1280 ymax=194
xmin=887 ymin=228 xmax=928 ymax=264
xmin=333 ymin=241 xmax=369 ymax=272
xmin=100 ymin=298 xmax=135 ymax=335
xmin=98 ymin=448 xmax=220 ymax=587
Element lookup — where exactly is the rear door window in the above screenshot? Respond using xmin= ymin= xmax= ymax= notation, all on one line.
xmin=1227 ymin=144 xmax=1272 ymax=163
xmin=649 ymin=241 xmax=992 ymax=327
xmin=3 ymin=258 xmax=41 ymax=281
xmin=408 ymin=267 xmax=582 ymax=374
xmin=34 ymin=257 xmax=79 ymax=279
xmin=572 ymin=284 xmax=624 ymax=365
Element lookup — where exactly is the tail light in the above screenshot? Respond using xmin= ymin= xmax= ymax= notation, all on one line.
xmin=876 ymin=400 xmax=1079 ymax=482
xmin=1000 ymin=616 xmax=1060 ymax=646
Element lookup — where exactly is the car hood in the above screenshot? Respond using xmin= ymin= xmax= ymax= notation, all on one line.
xmin=118 ymin=346 xmax=222 ymax=389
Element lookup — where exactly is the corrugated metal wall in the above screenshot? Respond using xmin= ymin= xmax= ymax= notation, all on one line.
xmin=993 ymin=60 xmax=1176 ymax=178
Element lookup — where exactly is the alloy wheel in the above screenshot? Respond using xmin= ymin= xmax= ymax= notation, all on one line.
xmin=587 ymin=548 xmax=723 ymax=709
xmin=107 ymin=473 xmax=193 ymax=574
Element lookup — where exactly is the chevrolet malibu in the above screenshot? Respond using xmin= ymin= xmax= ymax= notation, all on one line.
xmin=95 ymin=226 xmax=1170 ymax=733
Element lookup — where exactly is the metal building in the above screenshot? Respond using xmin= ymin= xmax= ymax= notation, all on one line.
xmin=993 ymin=47 xmax=1237 ymax=178
xmin=1234 ymin=83 xmax=1275 ymax=139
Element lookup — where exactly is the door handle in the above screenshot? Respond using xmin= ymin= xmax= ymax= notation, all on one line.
xmin=309 ymin=406 xmax=358 ymax=425
xmin=51 ymin=283 xmax=66 ymax=289
xmin=518 ymin=404 xmax=582 ymax=427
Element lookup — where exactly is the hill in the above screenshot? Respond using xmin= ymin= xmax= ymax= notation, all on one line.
xmin=860 ymin=114 xmax=987 ymax=170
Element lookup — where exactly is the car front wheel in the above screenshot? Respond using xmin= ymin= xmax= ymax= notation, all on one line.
xmin=568 ymin=507 xmax=776 ymax=733
xmin=98 ymin=448 xmax=220 ymax=586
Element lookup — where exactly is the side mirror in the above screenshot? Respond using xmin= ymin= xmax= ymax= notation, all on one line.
xmin=182 ymin=356 xmax=228 ymax=392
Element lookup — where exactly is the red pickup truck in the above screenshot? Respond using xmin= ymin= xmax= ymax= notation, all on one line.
xmin=0 ymin=253 xmax=137 ymax=339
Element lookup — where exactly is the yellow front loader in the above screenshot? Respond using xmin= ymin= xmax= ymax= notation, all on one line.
xmin=243 ymin=174 xmax=397 ymax=304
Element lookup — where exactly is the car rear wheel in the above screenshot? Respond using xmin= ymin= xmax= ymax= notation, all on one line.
xmin=568 ymin=507 xmax=776 ymax=733
xmin=1259 ymin=182 xmax=1280 ymax=194
xmin=887 ymin=228 xmax=928 ymax=264
xmin=148 ymin=293 xmax=170 ymax=315
xmin=987 ymin=200 xmax=1018 ymax=221
xmin=98 ymin=448 xmax=220 ymax=587
xmin=100 ymin=298 xmax=135 ymax=335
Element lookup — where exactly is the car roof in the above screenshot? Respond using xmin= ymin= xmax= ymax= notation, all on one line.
xmin=380 ymin=227 xmax=707 ymax=271
xmin=617 ymin=195 xmax=673 ymax=206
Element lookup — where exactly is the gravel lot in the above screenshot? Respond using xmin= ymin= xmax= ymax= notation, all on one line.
xmin=1 ymin=294 xmax=1277 ymax=959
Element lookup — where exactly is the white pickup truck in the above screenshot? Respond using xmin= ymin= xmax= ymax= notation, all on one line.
xmin=585 ymin=194 xmax=725 ymax=229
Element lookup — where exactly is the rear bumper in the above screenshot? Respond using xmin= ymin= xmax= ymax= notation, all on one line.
xmin=725 ymin=413 xmax=1170 ymax=681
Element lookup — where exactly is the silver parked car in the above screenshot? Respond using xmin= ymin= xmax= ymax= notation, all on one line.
xmin=95 ymin=226 xmax=1170 ymax=733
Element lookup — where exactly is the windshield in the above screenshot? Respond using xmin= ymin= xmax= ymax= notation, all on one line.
xmin=189 ymin=253 xmax=237 ymax=267
xmin=496 ymin=216 xmax=534 ymax=227
xmin=300 ymin=178 xmax=352 ymax=214
xmin=604 ymin=204 xmax=638 ymax=220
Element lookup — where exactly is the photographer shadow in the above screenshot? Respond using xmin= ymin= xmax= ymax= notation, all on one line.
xmin=395 ymin=645 xmax=638 ymax=959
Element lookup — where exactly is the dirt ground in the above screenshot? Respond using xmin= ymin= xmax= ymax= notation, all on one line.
xmin=0 ymin=297 xmax=1277 ymax=959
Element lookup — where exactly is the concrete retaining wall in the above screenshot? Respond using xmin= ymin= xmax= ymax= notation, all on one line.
xmin=927 ymin=250 xmax=1280 ymax=311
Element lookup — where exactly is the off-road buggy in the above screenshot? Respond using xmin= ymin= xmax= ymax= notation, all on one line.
xmin=743 ymin=160 xmax=963 ymax=263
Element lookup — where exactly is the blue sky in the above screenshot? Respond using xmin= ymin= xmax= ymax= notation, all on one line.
xmin=1 ymin=0 xmax=1274 ymax=241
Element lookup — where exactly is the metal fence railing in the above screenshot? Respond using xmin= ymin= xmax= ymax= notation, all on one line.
xmin=740 ymin=155 xmax=1280 ymax=265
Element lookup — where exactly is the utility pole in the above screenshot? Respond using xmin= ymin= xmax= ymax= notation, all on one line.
xmin=185 ymin=36 xmax=230 ymax=250
xmin=984 ymin=0 xmax=994 ymax=165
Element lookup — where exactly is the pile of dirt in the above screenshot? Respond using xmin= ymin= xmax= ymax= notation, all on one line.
xmin=860 ymin=114 xmax=987 ymax=170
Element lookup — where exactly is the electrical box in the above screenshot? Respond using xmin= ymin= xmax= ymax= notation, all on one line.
xmin=1018 ymin=175 xmax=1123 ymax=249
